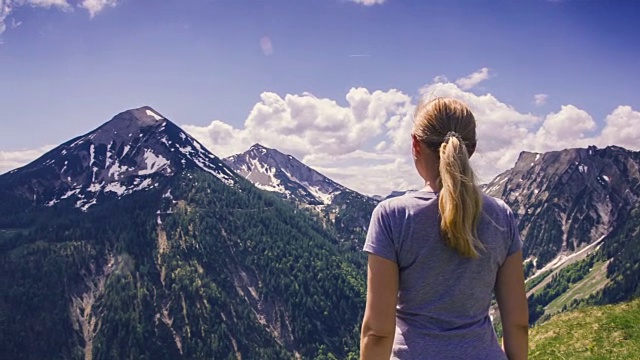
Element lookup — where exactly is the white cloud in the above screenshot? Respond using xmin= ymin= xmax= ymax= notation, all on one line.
xmin=0 ymin=0 xmax=115 ymax=34
xmin=596 ymin=106 xmax=640 ymax=151
xmin=0 ymin=145 xmax=53 ymax=174
xmin=348 ymin=0 xmax=385 ymax=5
xmin=79 ymin=0 xmax=117 ymax=18
xmin=180 ymin=79 xmax=640 ymax=196
xmin=10 ymin=17 xmax=20 ymax=27
xmin=184 ymin=88 xmax=414 ymax=161
xmin=533 ymin=93 xmax=548 ymax=106
xmin=28 ymin=0 xmax=71 ymax=8
xmin=455 ymin=67 xmax=492 ymax=90
xmin=1 ymin=0 xmax=72 ymax=35
xmin=0 ymin=1 xmax=12 ymax=34
xmin=3 ymin=78 xmax=638 ymax=198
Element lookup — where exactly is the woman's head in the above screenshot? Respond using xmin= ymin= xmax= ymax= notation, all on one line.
xmin=412 ymin=97 xmax=477 ymax=157
xmin=412 ymin=97 xmax=484 ymax=258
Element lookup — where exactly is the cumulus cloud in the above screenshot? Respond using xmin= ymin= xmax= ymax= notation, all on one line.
xmin=533 ymin=93 xmax=548 ymax=106
xmin=179 ymin=79 xmax=640 ymax=196
xmin=348 ymin=0 xmax=385 ymax=5
xmin=0 ymin=1 xmax=11 ymax=34
xmin=79 ymin=0 xmax=117 ymax=18
xmin=1 ymin=0 xmax=71 ymax=34
xmin=185 ymin=88 xmax=414 ymax=160
xmin=0 ymin=145 xmax=53 ymax=174
xmin=0 ymin=0 xmax=116 ymax=34
xmin=455 ymin=67 xmax=492 ymax=90
xmin=597 ymin=106 xmax=640 ymax=151
xmin=3 ymin=78 xmax=638 ymax=197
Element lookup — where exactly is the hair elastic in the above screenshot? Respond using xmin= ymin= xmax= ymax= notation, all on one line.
xmin=444 ymin=131 xmax=461 ymax=143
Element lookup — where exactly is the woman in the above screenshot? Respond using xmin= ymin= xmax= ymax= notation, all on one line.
xmin=360 ymin=98 xmax=528 ymax=359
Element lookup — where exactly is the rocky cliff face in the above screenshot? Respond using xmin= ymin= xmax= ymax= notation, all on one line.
xmin=224 ymin=144 xmax=358 ymax=206
xmin=484 ymin=145 xmax=640 ymax=269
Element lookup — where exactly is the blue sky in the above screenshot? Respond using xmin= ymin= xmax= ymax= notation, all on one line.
xmin=1 ymin=0 xmax=639 ymax=194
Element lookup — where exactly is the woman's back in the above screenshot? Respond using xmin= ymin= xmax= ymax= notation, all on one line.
xmin=360 ymin=97 xmax=527 ymax=360
xmin=364 ymin=191 xmax=521 ymax=359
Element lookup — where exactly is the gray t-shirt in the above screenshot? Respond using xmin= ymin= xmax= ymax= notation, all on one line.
xmin=363 ymin=191 xmax=522 ymax=360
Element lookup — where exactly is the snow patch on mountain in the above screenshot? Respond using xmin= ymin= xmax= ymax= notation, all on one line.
xmin=105 ymin=182 xmax=127 ymax=195
xmin=146 ymin=109 xmax=163 ymax=121
xmin=307 ymin=184 xmax=334 ymax=204
xmin=108 ymin=160 xmax=129 ymax=180
xmin=87 ymin=182 xmax=102 ymax=192
xmin=1 ymin=106 xmax=241 ymax=211
xmin=224 ymin=144 xmax=366 ymax=206
xmin=139 ymin=149 xmax=170 ymax=175
xmin=191 ymin=154 xmax=235 ymax=186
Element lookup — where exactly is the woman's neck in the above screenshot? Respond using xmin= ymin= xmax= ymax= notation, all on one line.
xmin=422 ymin=179 xmax=441 ymax=193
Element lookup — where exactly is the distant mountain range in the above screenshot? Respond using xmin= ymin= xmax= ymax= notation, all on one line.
xmin=2 ymin=105 xmax=640 ymax=359
xmin=0 ymin=107 xmax=365 ymax=359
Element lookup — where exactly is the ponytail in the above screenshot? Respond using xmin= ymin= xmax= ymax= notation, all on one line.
xmin=438 ymin=133 xmax=484 ymax=258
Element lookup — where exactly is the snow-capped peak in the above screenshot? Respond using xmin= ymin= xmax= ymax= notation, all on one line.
xmin=146 ymin=109 xmax=163 ymax=121
xmin=0 ymin=106 xmax=238 ymax=211
xmin=224 ymin=144 xmax=356 ymax=206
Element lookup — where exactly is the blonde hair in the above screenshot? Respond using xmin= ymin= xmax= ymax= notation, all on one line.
xmin=413 ymin=98 xmax=484 ymax=258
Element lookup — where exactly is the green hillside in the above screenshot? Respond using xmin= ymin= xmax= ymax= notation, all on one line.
xmin=529 ymin=298 xmax=640 ymax=359
xmin=0 ymin=170 xmax=366 ymax=359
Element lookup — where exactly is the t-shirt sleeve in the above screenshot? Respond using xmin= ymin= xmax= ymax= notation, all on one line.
xmin=363 ymin=203 xmax=397 ymax=263
xmin=506 ymin=207 xmax=523 ymax=256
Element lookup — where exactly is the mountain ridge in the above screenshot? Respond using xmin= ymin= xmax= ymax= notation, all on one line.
xmin=484 ymin=145 xmax=640 ymax=271
xmin=0 ymin=106 xmax=237 ymax=211
xmin=0 ymin=107 xmax=365 ymax=359
xmin=223 ymin=144 xmax=378 ymax=246
xmin=223 ymin=143 xmax=363 ymax=205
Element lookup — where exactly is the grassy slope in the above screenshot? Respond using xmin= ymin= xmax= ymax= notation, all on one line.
xmin=544 ymin=260 xmax=610 ymax=315
xmin=530 ymin=298 xmax=640 ymax=359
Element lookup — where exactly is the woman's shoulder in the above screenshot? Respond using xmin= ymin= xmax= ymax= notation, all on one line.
xmin=481 ymin=194 xmax=510 ymax=211
xmin=480 ymin=194 xmax=516 ymax=225
xmin=377 ymin=191 xmax=437 ymax=210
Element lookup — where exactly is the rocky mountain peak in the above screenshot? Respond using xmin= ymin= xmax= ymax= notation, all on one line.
xmin=0 ymin=107 xmax=237 ymax=211
xmin=249 ymin=143 xmax=268 ymax=152
xmin=224 ymin=145 xmax=353 ymax=205
xmin=484 ymin=145 xmax=640 ymax=269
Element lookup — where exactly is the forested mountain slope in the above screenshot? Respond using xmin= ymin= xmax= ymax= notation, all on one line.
xmin=0 ymin=107 xmax=364 ymax=359
xmin=225 ymin=144 xmax=377 ymax=249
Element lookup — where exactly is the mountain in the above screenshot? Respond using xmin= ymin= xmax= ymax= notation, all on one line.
xmin=0 ymin=106 xmax=236 ymax=211
xmin=224 ymin=144 xmax=377 ymax=246
xmin=0 ymin=107 xmax=365 ymax=360
xmin=484 ymin=145 xmax=640 ymax=271
xmin=483 ymin=145 xmax=640 ymax=325
xmin=224 ymin=144 xmax=359 ymax=206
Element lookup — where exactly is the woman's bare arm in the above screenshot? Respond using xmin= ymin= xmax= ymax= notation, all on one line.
xmin=495 ymin=250 xmax=529 ymax=360
xmin=360 ymin=253 xmax=399 ymax=360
